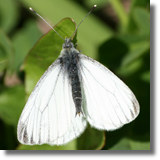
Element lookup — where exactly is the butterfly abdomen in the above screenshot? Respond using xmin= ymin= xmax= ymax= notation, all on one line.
xmin=70 ymin=69 xmax=82 ymax=115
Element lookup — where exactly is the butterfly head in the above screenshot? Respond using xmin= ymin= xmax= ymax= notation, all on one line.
xmin=62 ymin=37 xmax=74 ymax=49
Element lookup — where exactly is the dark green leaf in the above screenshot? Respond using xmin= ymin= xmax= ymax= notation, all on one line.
xmin=77 ymin=125 xmax=105 ymax=150
xmin=0 ymin=85 xmax=25 ymax=126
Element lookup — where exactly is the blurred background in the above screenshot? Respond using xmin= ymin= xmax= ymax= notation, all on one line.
xmin=0 ymin=0 xmax=150 ymax=150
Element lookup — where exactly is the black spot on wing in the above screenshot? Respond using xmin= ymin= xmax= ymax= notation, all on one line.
xmin=23 ymin=127 xmax=28 ymax=144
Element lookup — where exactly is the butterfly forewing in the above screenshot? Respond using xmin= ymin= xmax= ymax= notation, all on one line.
xmin=17 ymin=59 xmax=87 ymax=145
xmin=79 ymin=54 xmax=140 ymax=130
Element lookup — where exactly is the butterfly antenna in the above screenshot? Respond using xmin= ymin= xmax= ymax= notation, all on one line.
xmin=29 ymin=7 xmax=65 ymax=41
xmin=70 ymin=4 xmax=97 ymax=39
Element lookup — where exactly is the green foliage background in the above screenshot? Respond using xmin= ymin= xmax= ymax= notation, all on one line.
xmin=0 ymin=0 xmax=150 ymax=150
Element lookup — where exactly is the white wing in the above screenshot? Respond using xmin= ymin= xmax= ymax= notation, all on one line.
xmin=79 ymin=54 xmax=140 ymax=131
xmin=17 ymin=59 xmax=87 ymax=145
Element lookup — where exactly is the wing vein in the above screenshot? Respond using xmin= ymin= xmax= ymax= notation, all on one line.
xmin=80 ymin=64 xmax=118 ymax=127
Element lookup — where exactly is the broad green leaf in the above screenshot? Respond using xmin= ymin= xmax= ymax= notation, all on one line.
xmin=12 ymin=20 xmax=42 ymax=72
xmin=24 ymin=18 xmax=76 ymax=96
xmin=117 ymin=59 xmax=143 ymax=77
xmin=0 ymin=0 xmax=19 ymax=33
xmin=0 ymin=29 xmax=14 ymax=74
xmin=110 ymin=131 xmax=150 ymax=150
xmin=109 ymin=137 xmax=149 ymax=150
xmin=98 ymin=34 xmax=149 ymax=75
xmin=126 ymin=0 xmax=150 ymax=33
xmin=116 ymin=33 xmax=150 ymax=69
xmin=0 ymin=85 xmax=25 ymax=126
xmin=122 ymin=41 xmax=150 ymax=66
xmin=99 ymin=36 xmax=145 ymax=78
xmin=133 ymin=7 xmax=150 ymax=37
xmin=129 ymin=139 xmax=150 ymax=150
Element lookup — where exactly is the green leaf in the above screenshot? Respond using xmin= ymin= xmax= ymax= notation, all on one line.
xmin=12 ymin=20 xmax=42 ymax=72
xmin=24 ymin=18 xmax=76 ymax=96
xmin=104 ymin=124 xmax=150 ymax=150
xmin=98 ymin=34 xmax=149 ymax=75
xmin=77 ymin=125 xmax=105 ymax=150
xmin=0 ymin=28 xmax=14 ymax=74
xmin=109 ymin=137 xmax=150 ymax=150
xmin=116 ymin=33 xmax=150 ymax=70
xmin=133 ymin=7 xmax=150 ymax=36
xmin=126 ymin=0 xmax=150 ymax=33
xmin=122 ymin=41 xmax=150 ymax=66
xmin=0 ymin=0 xmax=19 ymax=33
xmin=129 ymin=139 xmax=150 ymax=150
xmin=0 ymin=85 xmax=25 ymax=126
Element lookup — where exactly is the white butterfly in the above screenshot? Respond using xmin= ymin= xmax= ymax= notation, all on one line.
xmin=17 ymin=5 xmax=140 ymax=146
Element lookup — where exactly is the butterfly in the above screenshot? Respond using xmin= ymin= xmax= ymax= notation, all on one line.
xmin=17 ymin=5 xmax=140 ymax=146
